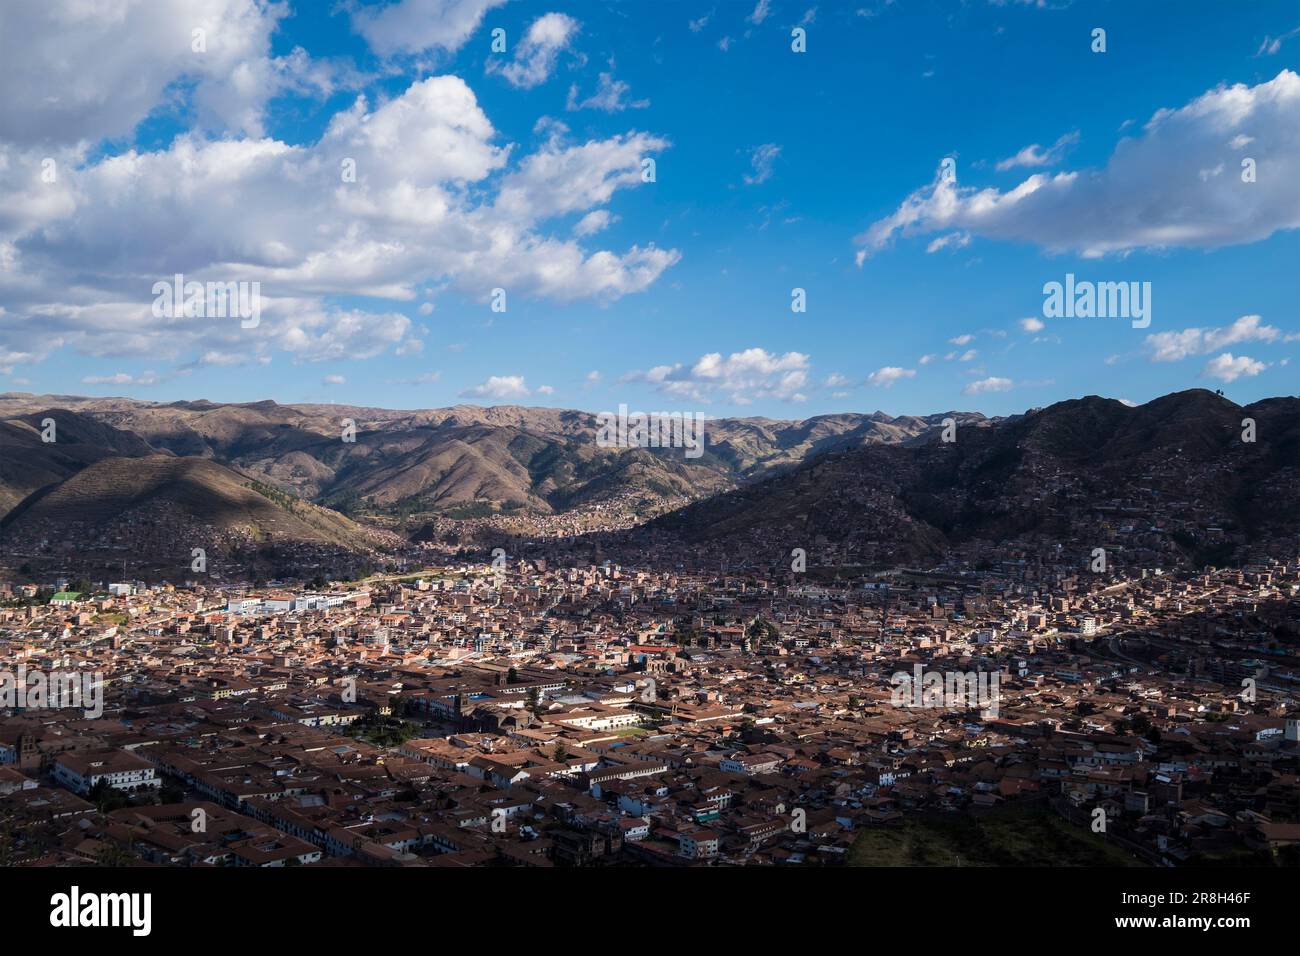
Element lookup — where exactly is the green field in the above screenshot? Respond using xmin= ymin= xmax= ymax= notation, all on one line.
xmin=848 ymin=806 xmax=1145 ymax=867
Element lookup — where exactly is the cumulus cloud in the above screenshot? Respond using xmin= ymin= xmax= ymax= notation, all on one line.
xmin=486 ymin=12 xmax=578 ymax=89
xmin=1144 ymin=314 xmax=1293 ymax=362
xmin=963 ymin=376 xmax=1014 ymax=395
xmin=0 ymin=73 xmax=677 ymax=372
xmin=461 ymin=374 xmax=530 ymax=398
xmin=948 ymin=334 xmax=974 ymax=346
xmin=494 ymin=129 xmax=670 ymax=226
xmin=1201 ymin=352 xmax=1267 ymax=382
xmin=0 ymin=0 xmax=349 ymax=143
xmin=856 ymin=71 xmax=1300 ymax=261
xmin=865 ymin=366 xmax=916 ymax=388
xmin=623 ymin=347 xmax=810 ymax=404
xmin=1019 ymin=316 xmax=1045 ymax=333
xmin=353 ymin=0 xmax=507 ymax=57
xmin=573 ymin=209 xmax=617 ymax=237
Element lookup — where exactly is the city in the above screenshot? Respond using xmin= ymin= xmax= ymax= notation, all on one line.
xmin=2 ymin=476 xmax=1297 ymax=868
xmin=1 ymin=0 xmax=1296 ymax=937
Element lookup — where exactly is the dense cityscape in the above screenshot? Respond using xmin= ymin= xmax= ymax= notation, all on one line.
xmin=3 ymin=527 xmax=1297 ymax=867
xmin=1 ymin=0 xmax=1295 ymax=936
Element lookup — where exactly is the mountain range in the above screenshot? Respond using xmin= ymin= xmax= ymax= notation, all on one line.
xmin=0 ymin=392 xmax=979 ymax=513
xmin=650 ymin=390 xmax=1300 ymax=572
xmin=0 ymin=393 xmax=978 ymax=571
xmin=0 ymin=389 xmax=1294 ymax=578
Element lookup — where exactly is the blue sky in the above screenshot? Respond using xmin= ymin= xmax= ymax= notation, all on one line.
xmin=0 ymin=0 xmax=1296 ymax=418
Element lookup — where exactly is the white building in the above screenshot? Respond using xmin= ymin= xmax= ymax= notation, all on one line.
xmin=53 ymin=751 xmax=159 ymax=795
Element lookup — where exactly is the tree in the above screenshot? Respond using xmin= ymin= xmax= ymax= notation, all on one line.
xmin=88 ymin=779 xmax=130 ymax=813
xmin=94 ymin=841 xmax=135 ymax=867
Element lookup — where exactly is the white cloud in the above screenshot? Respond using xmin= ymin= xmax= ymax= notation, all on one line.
xmin=0 ymin=0 xmax=348 ymax=143
xmin=353 ymin=0 xmax=507 ymax=57
xmin=995 ymin=130 xmax=1079 ymax=171
xmin=486 ymin=12 xmax=578 ymax=89
xmin=389 ymin=371 xmax=442 ymax=385
xmin=567 ymin=73 xmax=648 ymax=112
xmin=494 ymin=129 xmax=669 ymax=224
xmin=0 ymin=74 xmax=678 ymax=370
xmin=865 ymin=366 xmax=915 ymax=388
xmin=856 ymin=71 xmax=1300 ymax=261
xmin=1145 ymin=314 xmax=1290 ymax=362
xmin=824 ymin=372 xmax=851 ymax=387
xmin=1256 ymin=25 xmax=1300 ymax=57
xmin=573 ymin=209 xmax=617 ymax=237
xmin=748 ymin=0 xmax=772 ymax=25
xmin=624 ymin=347 xmax=810 ymax=403
xmin=1201 ymin=352 xmax=1267 ymax=382
xmin=1019 ymin=316 xmax=1045 ymax=333
xmin=322 ymin=374 xmax=346 ymax=385
xmin=536 ymin=384 xmax=555 ymax=395
xmin=948 ymin=333 xmax=974 ymax=346
xmin=194 ymin=350 xmax=270 ymax=368
xmin=926 ymin=232 xmax=971 ymax=253
xmin=461 ymin=374 xmax=530 ymax=398
xmin=963 ymin=376 xmax=1014 ymax=395
xmin=688 ymin=14 xmax=711 ymax=32
xmin=744 ymin=144 xmax=781 ymax=185
xmin=917 ymin=353 xmax=937 ymax=365
xmin=82 ymin=371 xmax=162 ymax=386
